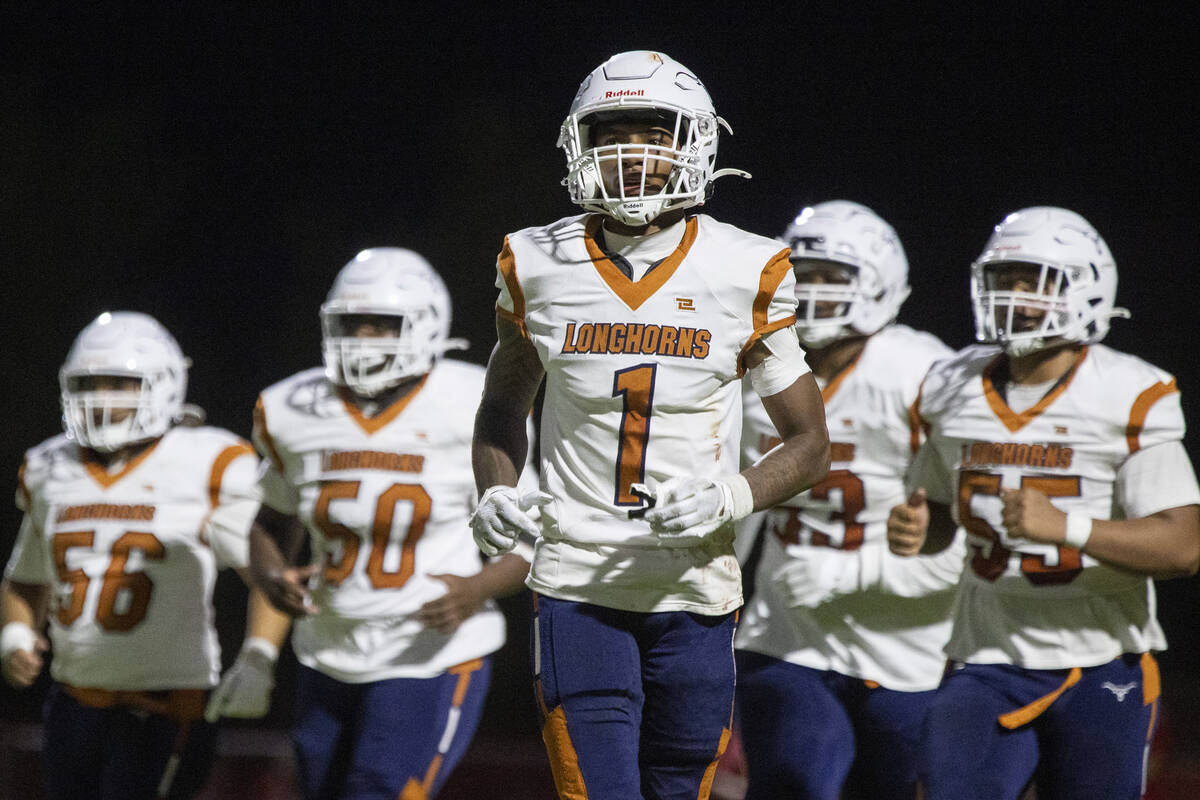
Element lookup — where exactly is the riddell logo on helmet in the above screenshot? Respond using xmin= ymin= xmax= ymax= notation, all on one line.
xmin=605 ymin=90 xmax=645 ymax=98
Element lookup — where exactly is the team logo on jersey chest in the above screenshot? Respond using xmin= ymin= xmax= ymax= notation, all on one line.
xmin=560 ymin=322 xmax=711 ymax=359
xmin=960 ymin=441 xmax=1074 ymax=469
xmin=321 ymin=450 xmax=424 ymax=473
xmin=56 ymin=503 xmax=156 ymax=523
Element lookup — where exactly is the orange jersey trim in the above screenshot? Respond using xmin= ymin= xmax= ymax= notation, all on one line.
xmin=752 ymin=248 xmax=795 ymax=331
xmin=82 ymin=440 xmax=161 ymax=490
xmin=982 ymin=347 xmax=1087 ymax=434
xmin=820 ymin=350 xmax=865 ymax=404
xmin=17 ymin=460 xmax=31 ymax=509
xmin=338 ymin=374 xmax=429 ymax=436
xmin=542 ymin=704 xmax=589 ymax=800
xmin=1125 ymin=379 xmax=1178 ymax=453
xmin=63 ymin=685 xmax=207 ymax=721
xmin=735 ymin=313 xmax=798 ymax=378
xmin=583 ymin=215 xmax=698 ymax=311
xmin=253 ymin=395 xmax=286 ymax=473
xmin=208 ymin=442 xmax=255 ymax=508
xmin=997 ymin=667 xmax=1081 ymax=729
xmin=497 ymin=236 xmax=528 ymax=339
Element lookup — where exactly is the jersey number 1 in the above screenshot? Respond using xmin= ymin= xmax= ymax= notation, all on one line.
xmin=613 ymin=364 xmax=657 ymax=505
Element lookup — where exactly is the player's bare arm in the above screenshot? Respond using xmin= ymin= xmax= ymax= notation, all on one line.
xmin=1001 ymin=488 xmax=1200 ymax=578
xmin=744 ymin=342 xmax=831 ymax=510
xmin=418 ymin=553 xmax=530 ymax=634
xmin=472 ymin=316 xmax=544 ymax=492
xmin=1 ymin=579 xmax=49 ymax=688
xmin=248 ymin=504 xmax=318 ymax=617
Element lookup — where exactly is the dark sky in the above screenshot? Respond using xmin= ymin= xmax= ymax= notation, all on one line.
xmin=2 ymin=2 xmax=1198 ymax=729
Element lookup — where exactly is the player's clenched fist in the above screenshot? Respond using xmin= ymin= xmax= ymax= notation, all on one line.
xmin=887 ymin=488 xmax=929 ymax=557
xmin=1000 ymin=487 xmax=1065 ymax=544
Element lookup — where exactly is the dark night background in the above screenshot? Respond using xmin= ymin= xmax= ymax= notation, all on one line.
xmin=2 ymin=1 xmax=1198 ymax=794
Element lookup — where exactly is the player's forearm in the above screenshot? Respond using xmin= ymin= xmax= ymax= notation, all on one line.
xmin=472 ymin=553 xmax=531 ymax=599
xmin=1079 ymin=506 xmax=1200 ymax=578
xmin=1 ymin=580 xmax=47 ymax=630
xmin=245 ymin=587 xmax=293 ymax=648
xmin=472 ymin=406 xmax=529 ymax=492
xmin=248 ymin=523 xmax=294 ymax=586
xmin=742 ymin=428 xmax=830 ymax=511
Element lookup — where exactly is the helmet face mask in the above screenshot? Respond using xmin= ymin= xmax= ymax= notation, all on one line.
xmin=559 ymin=51 xmax=747 ymax=227
xmin=970 ymin=207 xmax=1128 ymax=357
xmin=60 ymin=312 xmax=189 ymax=452
xmin=321 ymin=248 xmax=453 ymax=397
xmin=781 ymin=201 xmax=910 ymax=348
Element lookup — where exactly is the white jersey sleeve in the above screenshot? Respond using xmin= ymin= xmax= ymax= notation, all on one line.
xmin=202 ymin=443 xmax=261 ymax=569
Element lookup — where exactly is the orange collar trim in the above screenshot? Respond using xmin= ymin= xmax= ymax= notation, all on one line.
xmin=82 ymin=440 xmax=161 ymax=489
xmin=583 ymin=215 xmax=698 ymax=311
xmin=982 ymin=347 xmax=1087 ymax=433
xmin=820 ymin=350 xmax=865 ymax=404
xmin=338 ymin=375 xmax=429 ymax=435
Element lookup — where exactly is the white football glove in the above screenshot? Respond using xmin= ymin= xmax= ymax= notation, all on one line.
xmin=204 ymin=637 xmax=278 ymax=722
xmin=643 ymin=475 xmax=754 ymax=543
xmin=470 ymin=486 xmax=551 ymax=557
xmin=780 ymin=551 xmax=864 ymax=608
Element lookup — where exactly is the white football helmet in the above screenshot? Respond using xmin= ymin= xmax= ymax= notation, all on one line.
xmin=781 ymin=200 xmax=911 ymax=348
xmin=321 ymin=247 xmax=459 ymax=397
xmin=971 ymin=206 xmax=1129 ymax=357
xmin=59 ymin=311 xmax=190 ymax=452
xmin=559 ymin=50 xmax=749 ymax=227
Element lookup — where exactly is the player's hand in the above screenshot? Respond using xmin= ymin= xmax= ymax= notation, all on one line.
xmin=1000 ymin=488 xmax=1065 ymax=544
xmin=417 ymin=574 xmax=486 ymax=634
xmin=204 ymin=637 xmax=278 ymax=722
xmin=0 ymin=624 xmax=47 ymax=689
xmin=470 ymin=487 xmax=550 ymax=557
xmin=781 ymin=552 xmax=860 ymax=608
xmin=887 ymin=489 xmax=929 ymax=557
xmin=256 ymin=564 xmax=320 ymax=617
xmin=644 ymin=477 xmax=735 ymax=542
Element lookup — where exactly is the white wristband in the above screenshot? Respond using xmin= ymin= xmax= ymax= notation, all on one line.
xmin=724 ymin=474 xmax=755 ymax=522
xmin=242 ymin=636 xmax=280 ymax=664
xmin=1064 ymin=512 xmax=1093 ymax=550
xmin=1 ymin=621 xmax=36 ymax=659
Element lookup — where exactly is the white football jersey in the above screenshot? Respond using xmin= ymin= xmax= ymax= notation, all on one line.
xmin=735 ymin=325 xmax=963 ymax=691
xmin=6 ymin=426 xmax=259 ymax=691
xmin=254 ymin=359 xmax=508 ymax=681
xmin=910 ymin=343 xmax=1200 ymax=669
xmin=496 ymin=212 xmax=798 ymax=614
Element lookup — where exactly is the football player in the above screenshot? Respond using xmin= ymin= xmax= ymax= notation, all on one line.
xmin=734 ymin=201 xmax=960 ymax=799
xmin=470 ymin=51 xmax=831 ymax=800
xmin=1 ymin=311 xmax=260 ymax=799
xmin=210 ymin=248 xmax=533 ymax=800
xmin=887 ymin=207 xmax=1200 ymax=799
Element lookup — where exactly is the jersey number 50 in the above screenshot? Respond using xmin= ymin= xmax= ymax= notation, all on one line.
xmin=313 ymin=481 xmax=431 ymax=589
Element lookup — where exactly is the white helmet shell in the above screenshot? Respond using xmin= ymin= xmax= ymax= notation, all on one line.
xmin=320 ymin=248 xmax=455 ymax=396
xmin=781 ymin=200 xmax=911 ymax=348
xmin=59 ymin=311 xmax=190 ymax=452
xmin=970 ymin=206 xmax=1129 ymax=356
xmin=558 ymin=50 xmax=749 ymax=227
